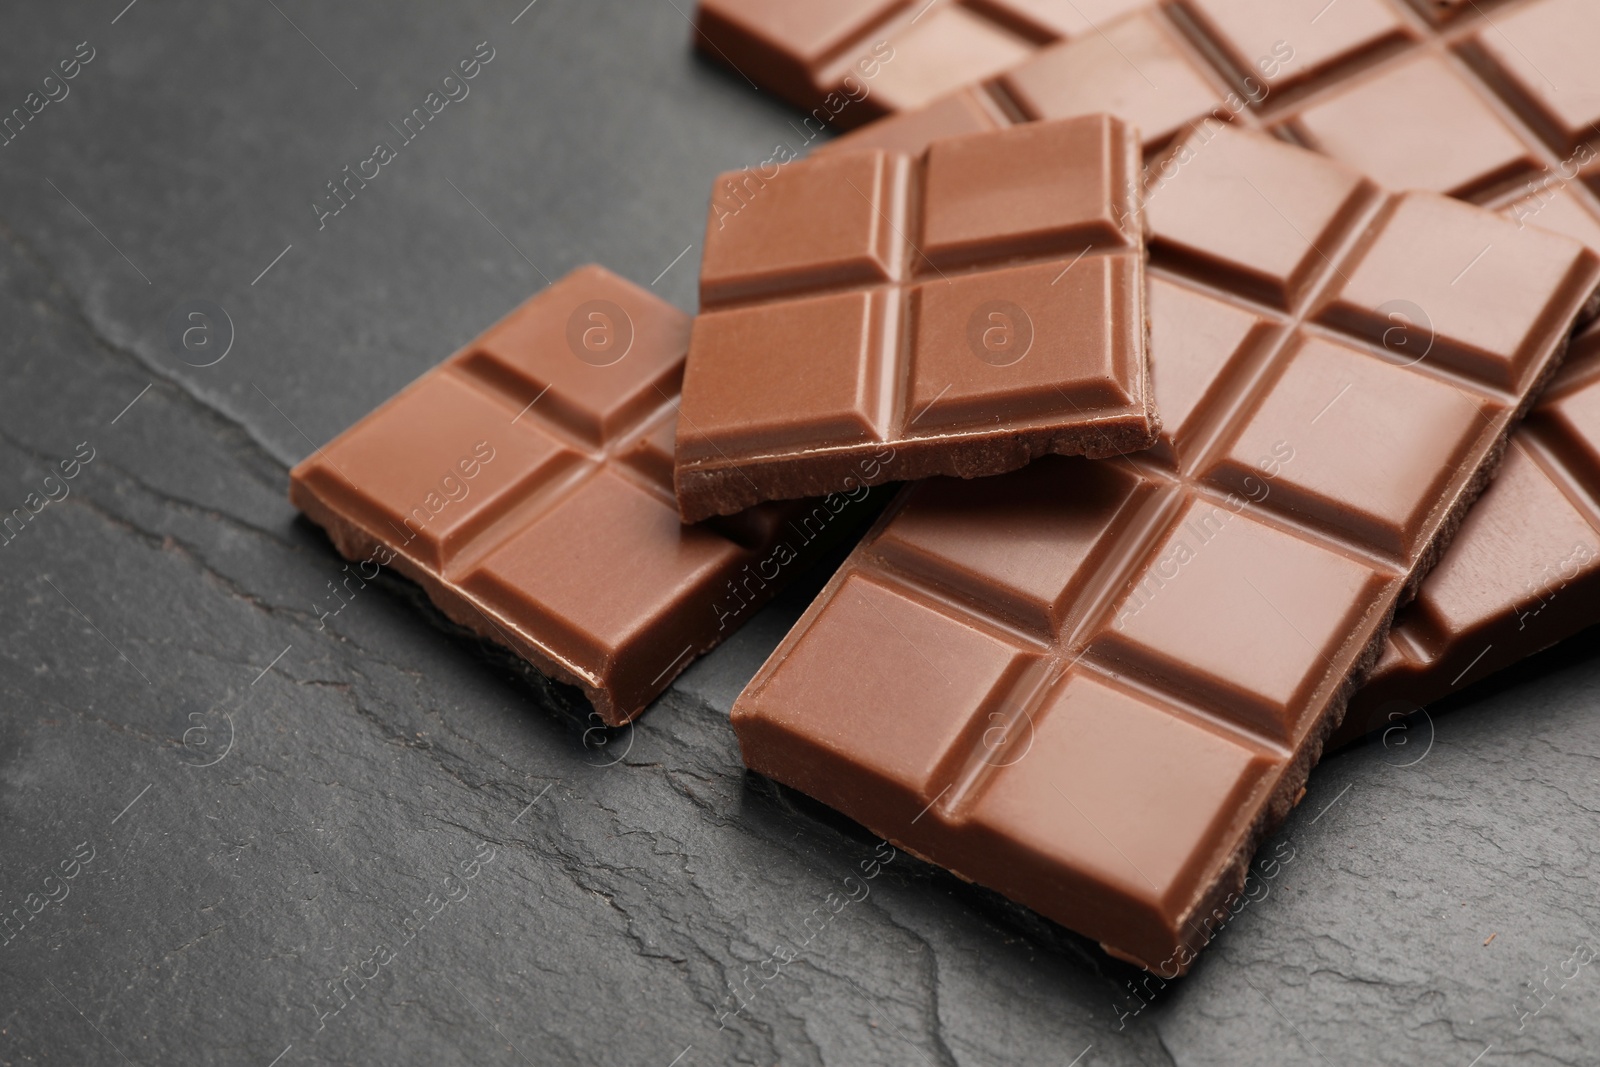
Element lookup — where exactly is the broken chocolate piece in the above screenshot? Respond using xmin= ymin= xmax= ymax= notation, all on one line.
xmin=290 ymin=266 xmax=874 ymax=725
xmin=731 ymin=126 xmax=1600 ymax=972
xmin=677 ymin=114 xmax=1157 ymax=522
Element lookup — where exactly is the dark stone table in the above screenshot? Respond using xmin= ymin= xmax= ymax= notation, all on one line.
xmin=3 ymin=1 xmax=1598 ymax=1063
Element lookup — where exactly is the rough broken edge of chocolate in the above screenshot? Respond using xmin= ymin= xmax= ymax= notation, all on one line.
xmin=677 ymin=117 xmax=1159 ymax=523
xmin=288 ymin=481 xmax=641 ymax=722
xmin=292 ymin=464 xmax=888 ymax=727
xmin=675 ymin=354 xmax=1159 ymax=522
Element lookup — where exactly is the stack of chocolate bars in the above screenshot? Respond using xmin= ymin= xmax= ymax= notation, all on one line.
xmin=291 ymin=0 xmax=1600 ymax=974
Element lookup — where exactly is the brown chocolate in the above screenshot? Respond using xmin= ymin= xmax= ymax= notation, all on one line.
xmin=808 ymin=0 xmax=1600 ymax=257
xmin=676 ymin=114 xmax=1157 ymax=522
xmin=804 ymin=0 xmax=1600 ymax=713
xmin=289 ymin=266 xmax=873 ymax=726
xmin=692 ymin=0 xmax=1151 ymax=130
xmin=1340 ymin=320 xmax=1600 ymax=739
xmin=731 ymin=125 xmax=1600 ymax=972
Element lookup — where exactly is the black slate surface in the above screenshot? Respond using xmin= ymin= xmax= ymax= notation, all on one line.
xmin=3 ymin=1 xmax=1599 ymax=1064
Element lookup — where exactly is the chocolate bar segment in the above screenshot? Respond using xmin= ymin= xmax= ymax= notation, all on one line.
xmin=802 ymin=7 xmax=1235 ymax=157
xmin=744 ymin=0 xmax=1600 ymax=723
xmin=1404 ymin=0 xmax=1503 ymax=26
xmin=1002 ymin=10 xmax=1234 ymax=146
xmin=1290 ymin=52 xmax=1540 ymax=200
xmin=676 ymin=114 xmax=1157 ymax=522
xmin=1174 ymin=0 xmax=1414 ymax=97
xmin=810 ymin=0 xmax=1600 ymax=252
xmin=807 ymin=0 xmax=1600 ymax=706
xmin=732 ymin=126 xmax=1600 ymax=971
xmin=1340 ymin=323 xmax=1600 ymax=739
xmin=1458 ymin=0 xmax=1600 ymax=158
xmin=290 ymin=266 xmax=872 ymax=726
xmin=692 ymin=0 xmax=1150 ymax=129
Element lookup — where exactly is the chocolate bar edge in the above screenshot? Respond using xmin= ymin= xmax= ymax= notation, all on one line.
xmin=690 ymin=2 xmax=896 ymax=133
xmin=730 ymin=276 xmax=1600 ymax=974
xmin=289 ymin=477 xmax=626 ymax=722
xmin=1339 ymin=306 xmax=1600 ymax=739
xmin=675 ymin=400 xmax=1160 ymax=522
xmin=676 ymin=114 xmax=1159 ymax=523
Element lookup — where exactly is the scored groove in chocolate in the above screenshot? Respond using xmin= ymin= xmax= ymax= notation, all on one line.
xmin=290 ymin=266 xmax=874 ymax=726
xmin=793 ymin=0 xmax=1600 ymax=718
xmin=677 ymin=115 xmax=1157 ymax=522
xmin=693 ymin=0 xmax=1155 ymax=128
xmin=732 ymin=126 xmax=1600 ymax=971
xmin=1342 ymin=326 xmax=1600 ymax=735
xmin=802 ymin=0 xmax=1600 ymax=257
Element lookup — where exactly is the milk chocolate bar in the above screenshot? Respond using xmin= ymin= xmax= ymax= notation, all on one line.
xmin=1340 ymin=320 xmax=1600 ymax=738
xmin=731 ymin=126 xmax=1600 ymax=972
xmin=692 ymin=0 xmax=1149 ymax=128
xmin=289 ymin=266 xmax=873 ymax=726
xmin=810 ymin=0 xmax=1600 ymax=256
xmin=810 ymin=0 xmax=1600 ymax=714
xmin=676 ymin=114 xmax=1157 ymax=522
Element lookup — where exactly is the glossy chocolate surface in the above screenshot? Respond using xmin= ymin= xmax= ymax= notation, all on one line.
xmin=290 ymin=266 xmax=871 ymax=726
xmin=806 ymin=0 xmax=1600 ymax=710
xmin=677 ymin=115 xmax=1157 ymax=522
xmin=692 ymin=0 xmax=1151 ymax=128
xmin=808 ymin=0 xmax=1600 ymax=255
xmin=1342 ymin=322 xmax=1600 ymax=738
xmin=731 ymin=126 xmax=1600 ymax=971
